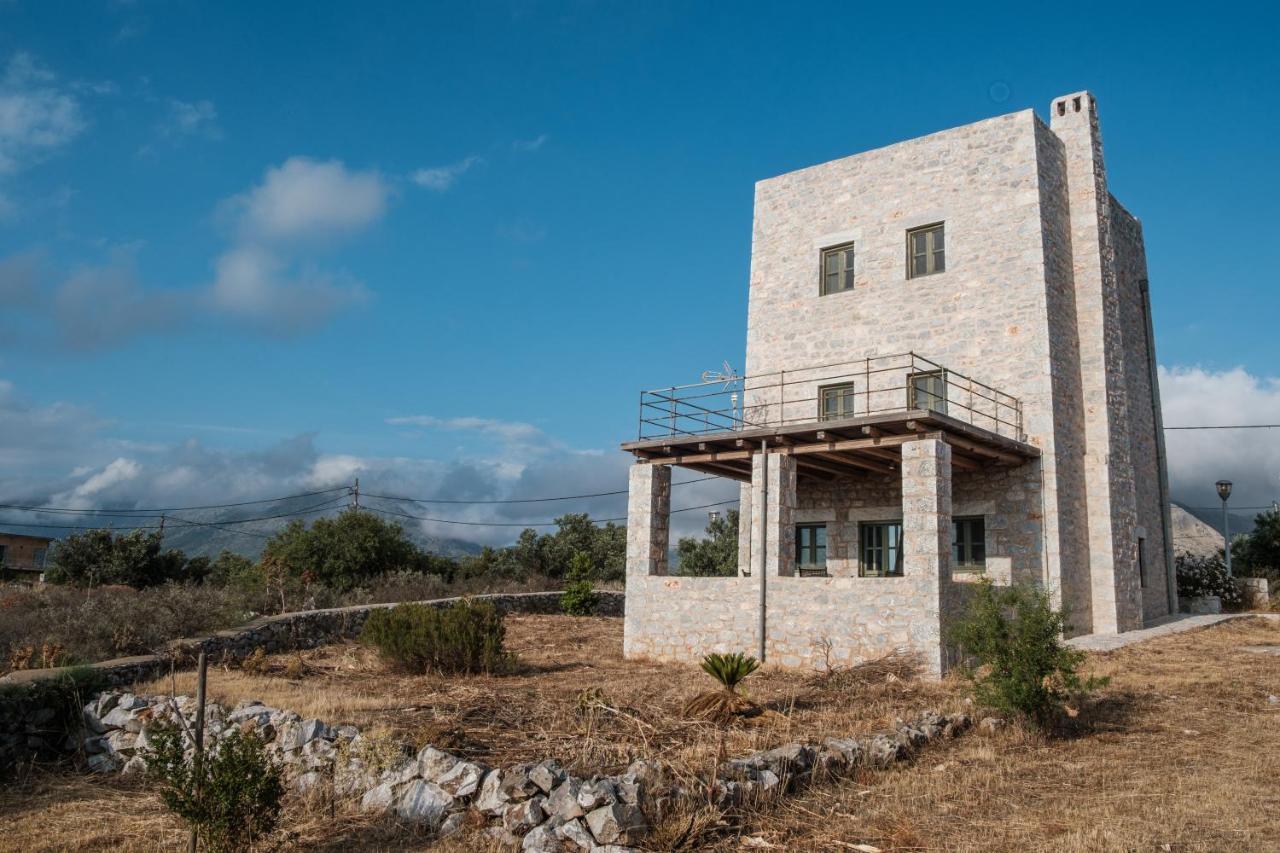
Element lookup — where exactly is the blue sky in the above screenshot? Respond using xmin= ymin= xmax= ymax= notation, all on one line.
xmin=0 ymin=1 xmax=1277 ymax=540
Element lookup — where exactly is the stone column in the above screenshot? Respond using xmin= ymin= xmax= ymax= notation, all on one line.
xmin=626 ymin=463 xmax=671 ymax=578
xmin=901 ymin=438 xmax=952 ymax=677
xmin=737 ymin=480 xmax=753 ymax=576
xmin=750 ymin=451 xmax=796 ymax=578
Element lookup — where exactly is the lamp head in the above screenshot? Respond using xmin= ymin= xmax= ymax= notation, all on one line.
xmin=1215 ymin=480 xmax=1233 ymax=502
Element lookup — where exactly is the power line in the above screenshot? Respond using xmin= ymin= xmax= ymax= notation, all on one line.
xmin=0 ymin=495 xmax=351 ymax=536
xmin=1165 ymin=424 xmax=1280 ymax=430
xmin=0 ymin=485 xmax=350 ymax=516
xmin=362 ymin=497 xmax=740 ymax=528
xmin=360 ymin=476 xmax=719 ymax=505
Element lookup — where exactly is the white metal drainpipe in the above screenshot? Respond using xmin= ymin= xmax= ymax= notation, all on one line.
xmin=758 ymin=438 xmax=768 ymax=662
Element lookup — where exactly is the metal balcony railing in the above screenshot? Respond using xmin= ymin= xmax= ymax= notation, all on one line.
xmin=637 ymin=352 xmax=1024 ymax=441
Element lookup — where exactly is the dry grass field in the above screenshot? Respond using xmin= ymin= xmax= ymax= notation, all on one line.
xmin=1 ymin=614 xmax=1277 ymax=851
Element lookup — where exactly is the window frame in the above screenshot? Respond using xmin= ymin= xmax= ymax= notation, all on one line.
xmin=1137 ymin=536 xmax=1147 ymax=588
xmin=906 ymin=222 xmax=946 ymax=279
xmin=819 ymin=242 xmax=856 ymax=296
xmin=859 ymin=520 xmax=904 ymax=578
xmin=795 ymin=523 xmax=828 ymax=576
xmin=908 ymin=369 xmax=948 ymax=415
xmin=818 ymin=381 xmax=857 ymax=422
xmin=951 ymin=516 xmax=987 ymax=573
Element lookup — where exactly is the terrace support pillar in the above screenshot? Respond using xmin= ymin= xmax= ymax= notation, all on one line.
xmin=751 ymin=451 xmax=797 ymax=580
xmin=901 ymin=438 xmax=952 ymax=678
xmin=626 ymin=463 xmax=671 ymax=579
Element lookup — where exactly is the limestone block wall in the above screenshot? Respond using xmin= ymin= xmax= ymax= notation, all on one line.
xmin=1112 ymin=199 xmax=1172 ymax=621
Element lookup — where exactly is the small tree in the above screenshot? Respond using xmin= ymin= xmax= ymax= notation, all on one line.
xmin=146 ymin=726 xmax=284 ymax=853
xmin=560 ymin=551 xmax=598 ymax=616
xmin=675 ymin=510 xmax=739 ymax=576
xmin=948 ymin=579 xmax=1105 ymax=728
xmin=683 ymin=651 xmax=761 ymax=722
xmin=259 ymin=509 xmax=437 ymax=592
xmin=1232 ymin=509 xmax=1280 ymax=584
xmin=46 ymin=529 xmax=193 ymax=588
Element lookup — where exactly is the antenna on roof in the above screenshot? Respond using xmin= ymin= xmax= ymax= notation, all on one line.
xmin=700 ymin=361 xmax=743 ymax=430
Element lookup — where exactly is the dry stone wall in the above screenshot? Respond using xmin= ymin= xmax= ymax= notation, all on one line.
xmin=81 ymin=687 xmax=971 ymax=851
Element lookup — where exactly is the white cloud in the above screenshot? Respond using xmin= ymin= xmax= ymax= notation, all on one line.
xmin=1160 ymin=365 xmax=1280 ymax=511
xmin=387 ymin=415 xmax=543 ymax=442
xmin=234 ymin=157 xmax=388 ymax=242
xmin=512 ymin=134 xmax=548 ymax=152
xmin=53 ymin=257 xmax=186 ymax=349
xmin=160 ymin=97 xmax=219 ymax=139
xmin=53 ymin=457 xmax=142 ymax=508
xmin=411 ymin=155 xmax=482 ymax=192
xmin=0 ymin=52 xmax=85 ymax=175
xmin=209 ymin=245 xmax=366 ymax=332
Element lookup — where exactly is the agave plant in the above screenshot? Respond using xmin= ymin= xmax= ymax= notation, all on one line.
xmin=684 ymin=651 xmax=762 ymax=722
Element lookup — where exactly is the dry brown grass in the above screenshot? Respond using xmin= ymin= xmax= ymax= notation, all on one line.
xmin=709 ymin=616 xmax=1280 ymax=852
xmin=2 ymin=615 xmax=1277 ymax=851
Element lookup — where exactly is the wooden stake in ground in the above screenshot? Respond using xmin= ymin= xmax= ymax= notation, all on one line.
xmin=190 ymin=651 xmax=207 ymax=853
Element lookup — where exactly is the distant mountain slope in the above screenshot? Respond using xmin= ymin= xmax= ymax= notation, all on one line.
xmin=1170 ymin=504 xmax=1226 ymax=558
xmin=0 ymin=496 xmax=482 ymax=561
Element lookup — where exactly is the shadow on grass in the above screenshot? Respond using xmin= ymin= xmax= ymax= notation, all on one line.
xmin=1047 ymin=687 xmax=1150 ymax=740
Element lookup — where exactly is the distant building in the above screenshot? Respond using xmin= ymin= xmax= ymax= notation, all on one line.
xmin=0 ymin=532 xmax=54 ymax=578
xmin=621 ymin=92 xmax=1172 ymax=676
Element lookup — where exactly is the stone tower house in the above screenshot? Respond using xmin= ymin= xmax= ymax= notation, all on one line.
xmin=621 ymin=92 xmax=1172 ymax=675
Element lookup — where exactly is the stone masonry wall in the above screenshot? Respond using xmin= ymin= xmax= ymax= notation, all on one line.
xmin=1111 ymin=198 xmax=1172 ymax=620
xmin=1 ymin=591 xmax=625 ymax=690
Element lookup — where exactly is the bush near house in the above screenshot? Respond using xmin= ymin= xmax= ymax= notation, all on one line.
xmin=948 ymin=579 xmax=1105 ymax=728
xmin=1232 ymin=508 xmax=1280 ymax=584
xmin=361 ymin=599 xmax=514 ymax=675
xmin=45 ymin=529 xmax=199 ymax=588
xmin=560 ymin=551 xmax=599 ymax=615
xmin=1175 ymin=551 xmax=1244 ymax=610
xmin=146 ymin=725 xmax=284 ymax=853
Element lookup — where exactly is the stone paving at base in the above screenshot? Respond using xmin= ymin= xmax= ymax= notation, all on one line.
xmin=1067 ymin=612 xmax=1278 ymax=652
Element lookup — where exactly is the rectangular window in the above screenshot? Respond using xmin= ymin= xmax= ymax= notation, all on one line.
xmin=908 ymin=370 xmax=948 ymax=414
xmin=819 ymin=382 xmax=857 ymax=421
xmin=860 ymin=521 xmax=903 ymax=577
xmin=0 ymin=544 xmax=6 ymax=565
xmin=907 ymin=223 xmax=945 ymax=278
xmin=951 ymin=517 xmax=986 ymax=572
xmin=796 ymin=524 xmax=828 ymax=576
xmin=820 ymin=243 xmax=856 ymax=295
xmin=32 ymin=547 xmax=46 ymax=569
xmin=1138 ymin=537 xmax=1147 ymax=588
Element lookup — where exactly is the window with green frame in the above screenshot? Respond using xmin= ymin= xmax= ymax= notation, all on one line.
xmin=859 ymin=521 xmax=903 ymax=577
xmin=951 ymin=516 xmax=986 ymax=571
xmin=907 ymin=223 xmax=945 ymax=278
xmin=820 ymin=242 xmax=856 ymax=295
xmin=819 ymin=382 xmax=856 ymax=421
xmin=908 ymin=370 xmax=948 ymax=414
xmin=795 ymin=524 xmax=828 ymax=576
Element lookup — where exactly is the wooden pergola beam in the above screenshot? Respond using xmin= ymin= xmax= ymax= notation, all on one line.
xmin=811 ymin=451 xmax=896 ymax=475
xmin=941 ymin=433 xmax=1022 ymax=465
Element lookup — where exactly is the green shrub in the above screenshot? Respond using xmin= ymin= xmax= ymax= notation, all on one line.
xmin=1175 ymin=551 xmax=1244 ymax=610
xmin=947 ymin=579 xmax=1106 ymax=728
xmin=560 ymin=552 xmax=598 ymax=616
xmin=146 ymin=725 xmax=284 ymax=853
xmin=0 ymin=666 xmax=105 ymax=777
xmin=361 ymin=599 xmax=513 ymax=674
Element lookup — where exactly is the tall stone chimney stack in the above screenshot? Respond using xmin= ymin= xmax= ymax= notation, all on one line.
xmin=1050 ymin=92 xmax=1142 ymax=634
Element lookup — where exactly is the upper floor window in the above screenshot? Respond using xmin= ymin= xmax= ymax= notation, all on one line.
xmin=820 ymin=243 xmax=856 ymax=295
xmin=819 ymin=382 xmax=857 ymax=421
xmin=796 ymin=524 xmax=828 ymax=576
xmin=32 ymin=547 xmax=47 ymax=569
xmin=907 ymin=223 xmax=945 ymax=278
xmin=860 ymin=521 xmax=903 ymax=577
xmin=952 ymin=516 xmax=986 ymax=572
xmin=908 ymin=370 xmax=948 ymax=414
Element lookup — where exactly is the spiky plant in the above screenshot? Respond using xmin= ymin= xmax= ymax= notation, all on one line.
xmin=683 ymin=652 xmax=762 ymax=722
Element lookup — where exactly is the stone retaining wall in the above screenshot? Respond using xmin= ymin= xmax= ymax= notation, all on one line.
xmin=0 ymin=590 xmax=624 ymax=689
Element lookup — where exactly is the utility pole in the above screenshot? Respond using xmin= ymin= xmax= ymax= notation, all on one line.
xmin=352 ymin=478 xmax=360 ymax=512
xmin=158 ymin=514 xmax=166 ymax=536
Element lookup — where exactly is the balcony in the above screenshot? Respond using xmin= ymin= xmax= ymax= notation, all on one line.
xmin=623 ymin=352 xmax=1037 ymax=480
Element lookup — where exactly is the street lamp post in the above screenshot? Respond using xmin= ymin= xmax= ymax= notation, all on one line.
xmin=1215 ymin=480 xmax=1233 ymax=576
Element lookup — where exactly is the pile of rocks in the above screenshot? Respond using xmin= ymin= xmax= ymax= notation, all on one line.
xmin=82 ymin=690 xmax=970 ymax=851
